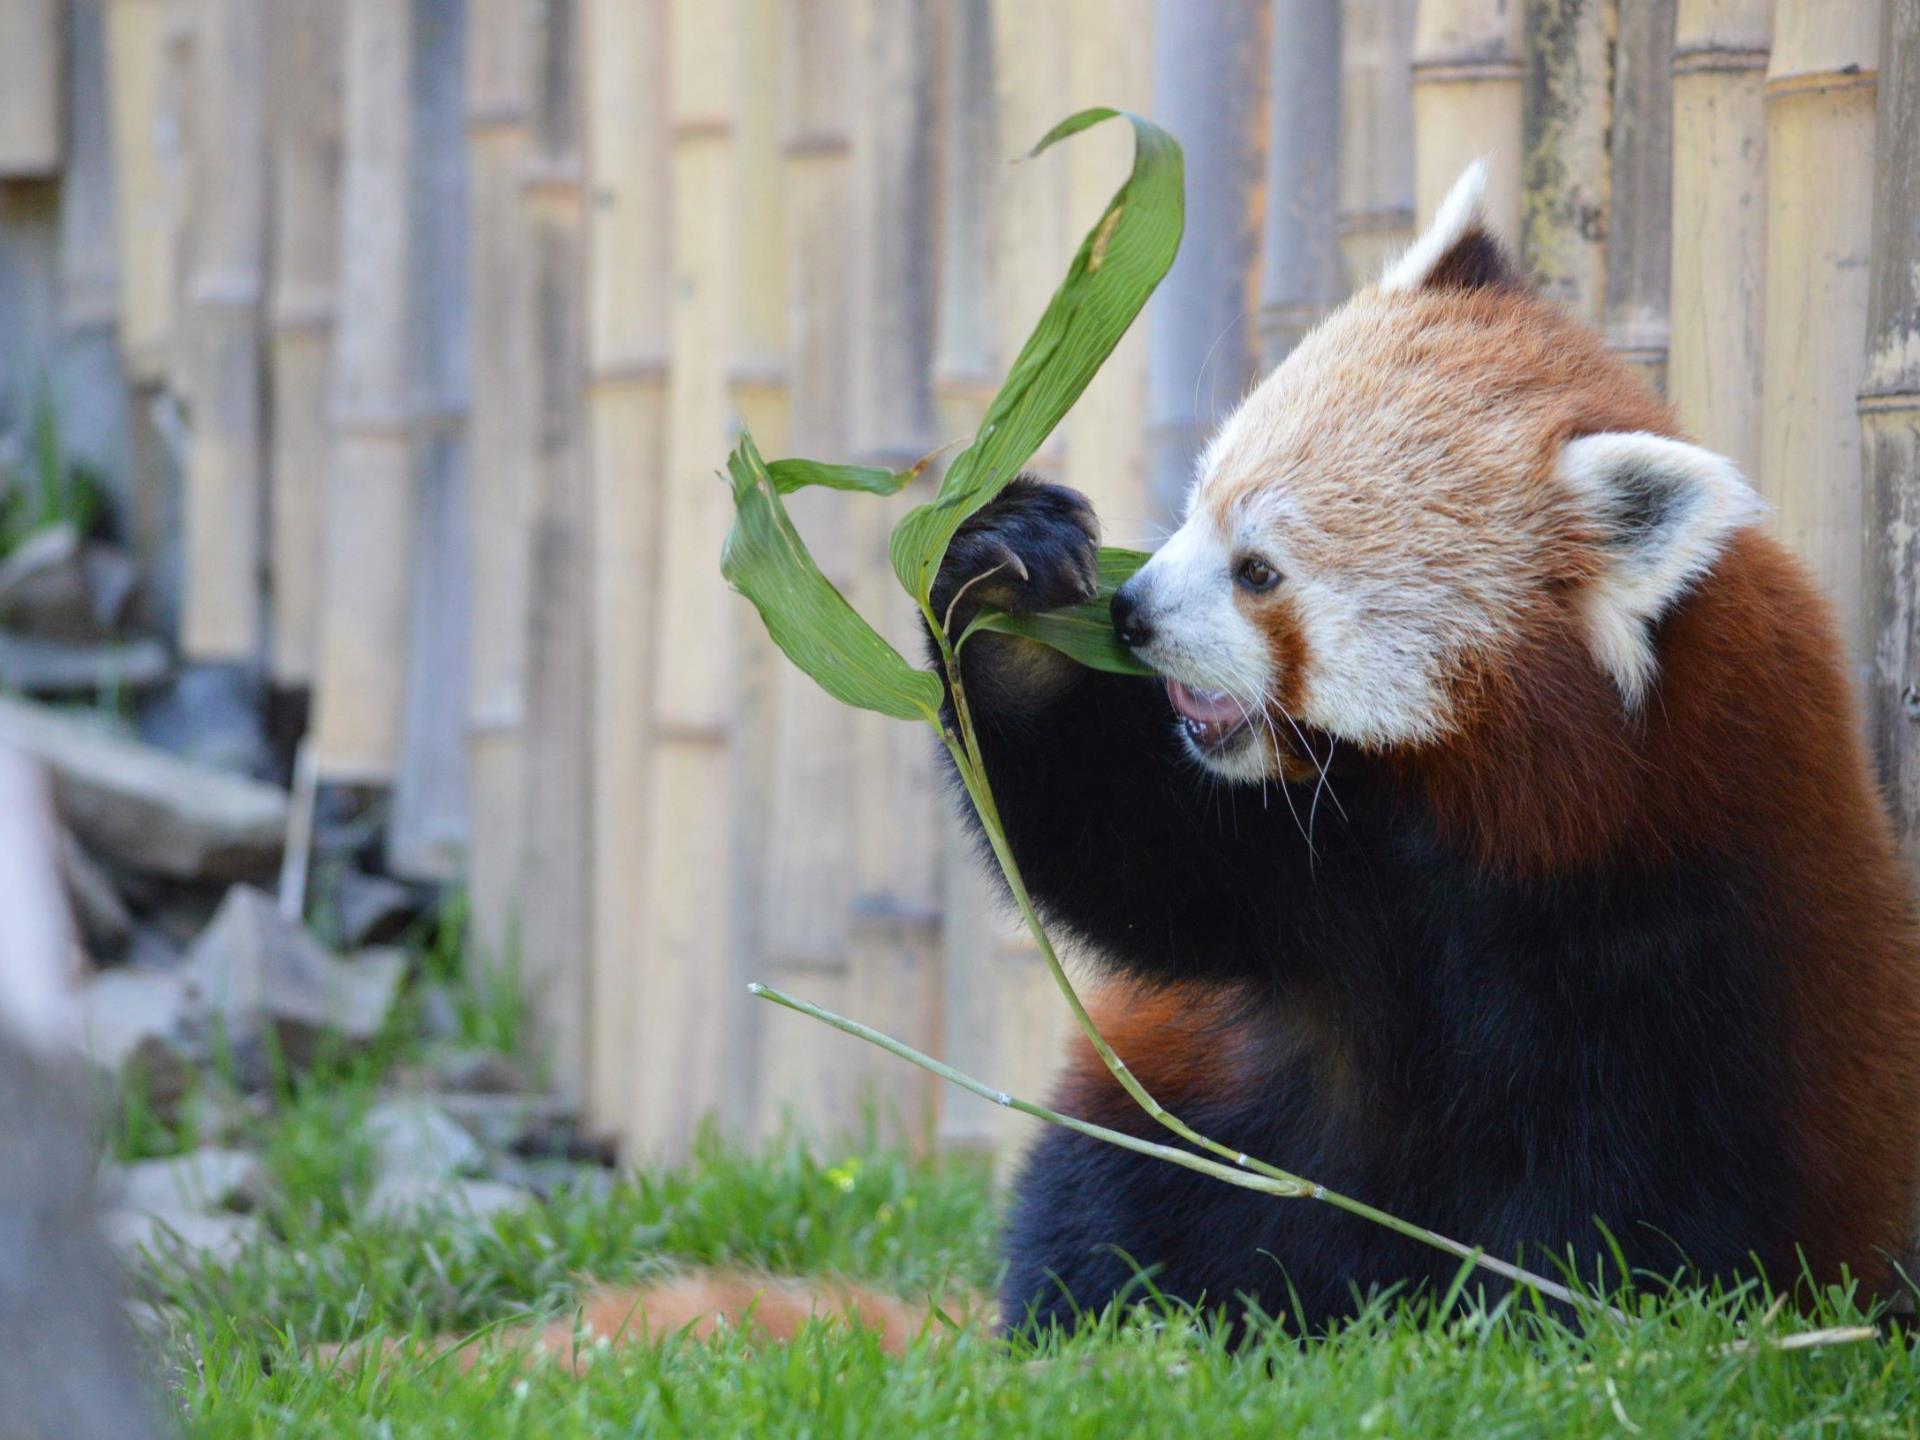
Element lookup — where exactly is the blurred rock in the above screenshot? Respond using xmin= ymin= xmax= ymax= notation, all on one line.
xmin=134 ymin=664 xmax=271 ymax=778
xmin=179 ymin=888 xmax=405 ymax=1072
xmin=99 ymin=1147 xmax=265 ymax=1215
xmin=0 ymin=525 xmax=138 ymax=642
xmin=60 ymin=831 xmax=131 ymax=954
xmin=361 ymin=1174 xmax=531 ymax=1225
xmin=76 ymin=968 xmax=193 ymax=1117
xmin=0 ymin=634 xmax=170 ymax=696
xmin=120 ymin=926 xmax=183 ymax=973
xmin=436 ymin=1092 xmax=575 ymax=1153
xmin=0 ymin=696 xmax=287 ymax=879
xmin=364 ymin=1097 xmax=485 ymax=1180
xmin=400 ymin=1046 xmax=536 ymax=1096
xmin=332 ymin=868 xmax=417 ymax=947
xmin=490 ymin=1155 xmax=617 ymax=1204
xmin=101 ymin=1209 xmax=260 ymax=1269
xmin=413 ymin=980 xmax=461 ymax=1043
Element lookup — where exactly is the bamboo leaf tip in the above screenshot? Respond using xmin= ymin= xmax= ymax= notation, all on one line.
xmin=746 ymin=982 xmax=766 ymax=997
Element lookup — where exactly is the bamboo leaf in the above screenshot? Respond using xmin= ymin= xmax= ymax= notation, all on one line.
xmin=767 ymin=453 xmax=930 ymax=497
xmin=889 ymin=109 xmax=1184 ymax=609
xmin=720 ymin=432 xmax=944 ymax=724
xmin=971 ymin=547 xmax=1156 ymax=676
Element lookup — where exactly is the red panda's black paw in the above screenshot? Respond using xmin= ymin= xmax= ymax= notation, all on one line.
xmin=932 ymin=477 xmax=1101 ymax=626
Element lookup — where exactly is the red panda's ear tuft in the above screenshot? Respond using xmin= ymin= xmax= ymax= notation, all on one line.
xmin=1379 ymin=160 xmax=1518 ymax=295
xmin=1557 ymin=432 xmax=1767 ymax=706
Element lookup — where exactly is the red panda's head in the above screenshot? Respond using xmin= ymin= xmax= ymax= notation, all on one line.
xmin=1114 ymin=163 xmax=1765 ymax=785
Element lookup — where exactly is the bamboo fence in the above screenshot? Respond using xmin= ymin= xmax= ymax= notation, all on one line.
xmin=3 ymin=0 xmax=1911 ymax=1164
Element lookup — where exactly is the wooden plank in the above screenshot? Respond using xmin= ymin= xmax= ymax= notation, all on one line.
xmin=1411 ymin=0 xmax=1524 ymax=239
xmin=583 ymin=0 xmax=670 ymax=1134
xmin=516 ymin=0 xmax=594 ymax=1100
xmin=102 ymin=0 xmax=178 ymax=384
xmin=1601 ymin=0 xmax=1675 ymax=393
xmin=1146 ymin=0 xmax=1270 ymax=514
xmin=0 ymin=1 xmax=64 ymax=177
xmin=311 ymin=0 xmax=414 ymax=777
xmin=464 ymin=0 xmax=535 ymax=964
xmin=388 ymin=0 xmax=472 ymax=883
xmin=1760 ymin=0 xmax=1880 ymax=674
xmin=1861 ymin=0 xmax=1920 ymax=876
xmin=1520 ymin=0 xmax=1615 ymax=320
xmin=632 ymin=0 xmax=743 ymax=1159
xmin=1261 ymin=0 xmax=1343 ymax=366
xmin=1668 ymin=0 xmax=1771 ymax=479
xmin=1338 ymin=0 xmax=1417 ymax=289
xmin=179 ymin=0 xmax=265 ymax=663
xmin=263 ymin=0 xmax=342 ymax=687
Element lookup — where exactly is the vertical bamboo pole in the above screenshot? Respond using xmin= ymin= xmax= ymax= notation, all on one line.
xmin=264 ymin=0 xmax=342 ymax=688
xmin=0 ymin=1 xmax=63 ymax=177
xmin=516 ymin=0 xmax=593 ymax=1100
xmin=845 ymin=0 xmax=943 ymax=1145
xmin=1760 ymin=0 xmax=1879 ymax=673
xmin=634 ymin=0 xmax=742 ymax=1157
xmin=389 ymin=0 xmax=472 ymax=883
xmin=1338 ymin=0 xmax=1417 ymax=290
xmin=1147 ymin=0 xmax=1270 ymax=515
xmin=102 ymin=0 xmax=177 ymax=385
xmin=464 ymin=0 xmax=536 ymax=964
xmin=1601 ymin=0 xmax=1675 ymax=393
xmin=755 ymin=0 xmax=859 ymax=1137
xmin=311 ymin=0 xmax=415 ymax=778
xmin=180 ymin=0 xmax=265 ymax=664
xmin=1411 ymin=0 xmax=1524 ymax=239
xmin=1668 ymin=0 xmax=1771 ymax=479
xmin=1862 ymin=0 xmax=1920 ymax=873
xmin=1521 ymin=0 xmax=1616 ymax=320
xmin=584 ymin=0 xmax=670 ymax=1133
xmin=1262 ymin=0 xmax=1343 ymax=367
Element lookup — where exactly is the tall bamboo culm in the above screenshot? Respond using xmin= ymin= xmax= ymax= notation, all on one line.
xmin=0 ymin=1 xmax=63 ymax=178
xmin=1863 ymin=0 xmax=1920 ymax=876
xmin=1602 ymin=0 xmax=1674 ymax=393
xmin=464 ymin=0 xmax=536 ymax=965
xmin=180 ymin=0 xmax=265 ymax=665
xmin=1760 ymin=0 xmax=1880 ymax=674
xmin=1337 ymin=0 xmax=1416 ymax=291
xmin=635 ymin=0 xmax=745 ymax=1158
xmin=264 ymin=0 xmax=342 ymax=688
xmin=1262 ymin=0 xmax=1342 ymax=367
xmin=1411 ymin=0 xmax=1523 ymax=239
xmin=1521 ymin=0 xmax=1615 ymax=320
xmin=312 ymin=0 xmax=415 ymax=778
xmin=1669 ymin=0 xmax=1772 ymax=480
xmin=583 ymin=0 xmax=670 ymax=1131
xmin=103 ymin=0 xmax=178 ymax=386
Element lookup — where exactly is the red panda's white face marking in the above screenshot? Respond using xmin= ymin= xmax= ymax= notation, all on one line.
xmin=1117 ymin=164 xmax=1765 ymax=783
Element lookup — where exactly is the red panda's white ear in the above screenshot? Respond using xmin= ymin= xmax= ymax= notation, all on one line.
xmin=1379 ymin=161 xmax=1516 ymax=294
xmin=1558 ymin=432 xmax=1766 ymax=705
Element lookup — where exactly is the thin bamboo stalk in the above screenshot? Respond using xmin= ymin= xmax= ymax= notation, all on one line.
xmin=584 ymin=0 xmax=670 ymax=1134
xmin=1261 ymin=0 xmax=1342 ymax=366
xmin=464 ymin=0 xmax=536 ymax=964
xmin=180 ymin=0 xmax=266 ymax=664
xmin=1760 ymin=0 xmax=1880 ymax=674
xmin=1862 ymin=0 xmax=1920 ymax=875
xmin=0 ymin=1 xmax=63 ymax=177
xmin=1338 ymin=0 xmax=1416 ymax=290
xmin=102 ymin=0 xmax=177 ymax=384
xmin=1521 ymin=0 xmax=1616 ymax=320
xmin=1411 ymin=0 xmax=1523 ymax=240
xmin=755 ymin=0 xmax=860 ymax=1137
xmin=517 ymin=0 xmax=593 ymax=1102
xmin=1147 ymin=0 xmax=1271 ymax=515
xmin=388 ymin=0 xmax=472 ymax=883
xmin=633 ymin=0 xmax=744 ymax=1158
xmin=1668 ymin=0 xmax=1771 ymax=479
xmin=845 ymin=0 xmax=943 ymax=1147
xmin=264 ymin=0 xmax=343 ymax=687
xmin=1602 ymin=0 xmax=1675 ymax=392
xmin=311 ymin=0 xmax=415 ymax=778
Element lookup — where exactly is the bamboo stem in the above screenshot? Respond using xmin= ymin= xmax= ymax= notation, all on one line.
xmin=0 ymin=0 xmax=63 ymax=178
xmin=1411 ymin=0 xmax=1524 ymax=240
xmin=1337 ymin=0 xmax=1416 ymax=290
xmin=1520 ymin=0 xmax=1616 ymax=320
xmin=1261 ymin=0 xmax=1342 ymax=366
xmin=1601 ymin=0 xmax=1675 ymax=392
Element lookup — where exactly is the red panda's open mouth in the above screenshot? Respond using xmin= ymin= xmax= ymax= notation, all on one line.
xmin=1166 ymin=680 xmax=1256 ymax=751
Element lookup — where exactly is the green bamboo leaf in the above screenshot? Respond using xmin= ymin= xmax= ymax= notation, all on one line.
xmin=970 ymin=547 xmax=1156 ymax=677
xmin=720 ymin=432 xmax=944 ymax=724
xmin=890 ymin=109 xmax=1184 ymax=611
xmin=767 ymin=453 xmax=931 ymax=497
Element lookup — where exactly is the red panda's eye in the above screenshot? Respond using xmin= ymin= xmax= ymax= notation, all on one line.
xmin=1235 ymin=556 xmax=1281 ymax=593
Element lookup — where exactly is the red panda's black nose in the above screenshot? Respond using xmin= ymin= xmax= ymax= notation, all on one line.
xmin=1111 ymin=580 xmax=1153 ymax=650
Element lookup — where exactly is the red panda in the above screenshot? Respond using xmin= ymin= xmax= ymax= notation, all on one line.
xmin=928 ymin=162 xmax=1920 ymax=1333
